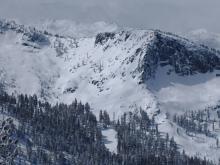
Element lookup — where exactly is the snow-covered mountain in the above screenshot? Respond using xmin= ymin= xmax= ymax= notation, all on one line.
xmin=1 ymin=19 xmax=220 ymax=162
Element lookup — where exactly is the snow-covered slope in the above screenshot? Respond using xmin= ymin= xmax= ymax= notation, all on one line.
xmin=0 ymin=19 xmax=159 ymax=118
xmin=1 ymin=19 xmax=220 ymax=162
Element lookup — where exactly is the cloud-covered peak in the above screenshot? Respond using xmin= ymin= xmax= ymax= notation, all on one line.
xmin=30 ymin=19 xmax=119 ymax=38
xmin=185 ymin=29 xmax=220 ymax=50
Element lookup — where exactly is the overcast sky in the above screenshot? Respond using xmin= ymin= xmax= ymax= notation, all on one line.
xmin=0 ymin=0 xmax=220 ymax=33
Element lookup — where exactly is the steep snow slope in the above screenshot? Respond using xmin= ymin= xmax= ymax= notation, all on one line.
xmin=1 ymin=20 xmax=220 ymax=162
xmin=0 ymin=20 xmax=159 ymax=118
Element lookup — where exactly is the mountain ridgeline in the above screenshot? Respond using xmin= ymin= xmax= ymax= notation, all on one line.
xmin=1 ymin=19 xmax=220 ymax=85
xmin=95 ymin=30 xmax=220 ymax=82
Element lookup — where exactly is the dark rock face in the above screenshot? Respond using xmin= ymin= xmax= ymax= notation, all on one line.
xmin=95 ymin=32 xmax=115 ymax=45
xmin=94 ymin=30 xmax=220 ymax=82
xmin=24 ymin=31 xmax=50 ymax=46
xmin=139 ymin=31 xmax=220 ymax=82
xmin=156 ymin=32 xmax=220 ymax=73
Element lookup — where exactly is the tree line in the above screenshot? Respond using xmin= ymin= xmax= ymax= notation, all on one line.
xmin=0 ymin=92 xmax=215 ymax=165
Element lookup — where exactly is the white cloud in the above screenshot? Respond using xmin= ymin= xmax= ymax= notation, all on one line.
xmin=0 ymin=0 xmax=219 ymax=33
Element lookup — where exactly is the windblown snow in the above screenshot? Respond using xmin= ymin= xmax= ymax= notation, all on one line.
xmin=30 ymin=19 xmax=119 ymax=38
xmin=185 ymin=29 xmax=220 ymax=51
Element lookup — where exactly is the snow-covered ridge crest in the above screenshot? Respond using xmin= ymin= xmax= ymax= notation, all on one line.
xmin=0 ymin=19 xmax=220 ymax=116
xmin=94 ymin=29 xmax=220 ymax=82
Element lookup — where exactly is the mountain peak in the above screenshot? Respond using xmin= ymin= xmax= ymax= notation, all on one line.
xmin=1 ymin=20 xmax=220 ymax=162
